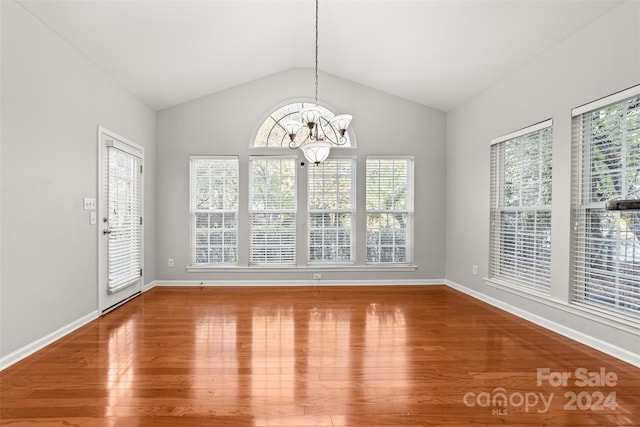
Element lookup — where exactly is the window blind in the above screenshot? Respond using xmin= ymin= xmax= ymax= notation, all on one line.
xmin=308 ymin=159 xmax=355 ymax=263
xmin=489 ymin=120 xmax=553 ymax=291
xmin=571 ymin=87 xmax=640 ymax=320
xmin=107 ymin=146 xmax=142 ymax=293
xmin=190 ymin=157 xmax=239 ymax=265
xmin=249 ymin=157 xmax=296 ymax=264
xmin=365 ymin=157 xmax=413 ymax=263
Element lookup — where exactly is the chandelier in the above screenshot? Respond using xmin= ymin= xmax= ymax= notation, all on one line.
xmin=285 ymin=0 xmax=352 ymax=165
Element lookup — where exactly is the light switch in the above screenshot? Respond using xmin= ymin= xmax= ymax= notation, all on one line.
xmin=90 ymin=212 xmax=97 ymax=225
xmin=83 ymin=197 xmax=96 ymax=211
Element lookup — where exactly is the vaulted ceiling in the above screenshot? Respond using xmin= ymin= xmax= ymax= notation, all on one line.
xmin=17 ymin=0 xmax=623 ymax=112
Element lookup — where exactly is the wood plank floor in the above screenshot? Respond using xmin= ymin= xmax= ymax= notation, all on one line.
xmin=1 ymin=285 xmax=639 ymax=426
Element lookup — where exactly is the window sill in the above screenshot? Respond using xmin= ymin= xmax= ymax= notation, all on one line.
xmin=186 ymin=264 xmax=418 ymax=273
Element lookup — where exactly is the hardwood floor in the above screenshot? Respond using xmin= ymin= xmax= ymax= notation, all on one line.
xmin=1 ymin=285 xmax=639 ymax=426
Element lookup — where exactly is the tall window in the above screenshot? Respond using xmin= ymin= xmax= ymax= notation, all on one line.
xmin=308 ymin=159 xmax=355 ymax=263
xmin=489 ymin=120 xmax=553 ymax=290
xmin=571 ymin=87 xmax=640 ymax=319
xmin=249 ymin=157 xmax=297 ymax=264
xmin=366 ymin=157 xmax=413 ymax=263
xmin=190 ymin=157 xmax=239 ymax=265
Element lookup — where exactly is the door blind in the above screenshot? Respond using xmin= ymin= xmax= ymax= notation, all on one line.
xmin=107 ymin=146 xmax=142 ymax=293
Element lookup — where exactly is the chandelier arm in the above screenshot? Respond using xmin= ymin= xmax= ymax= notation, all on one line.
xmin=318 ymin=135 xmax=341 ymax=147
xmin=288 ymin=134 xmax=311 ymax=150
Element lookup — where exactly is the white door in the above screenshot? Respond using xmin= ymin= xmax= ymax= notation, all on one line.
xmin=98 ymin=127 xmax=144 ymax=313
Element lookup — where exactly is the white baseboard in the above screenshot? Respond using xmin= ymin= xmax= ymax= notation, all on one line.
xmin=446 ymin=280 xmax=639 ymax=368
xmin=0 ymin=310 xmax=99 ymax=371
xmin=142 ymin=280 xmax=157 ymax=292
xmin=152 ymin=278 xmax=445 ymax=287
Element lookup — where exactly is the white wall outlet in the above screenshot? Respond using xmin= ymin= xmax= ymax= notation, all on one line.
xmin=168 ymin=258 xmax=174 ymax=267
xmin=83 ymin=197 xmax=96 ymax=211
xmin=313 ymin=273 xmax=322 ymax=280
xmin=472 ymin=265 xmax=478 ymax=275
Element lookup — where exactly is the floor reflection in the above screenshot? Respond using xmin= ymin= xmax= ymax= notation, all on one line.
xmin=107 ymin=313 xmax=137 ymax=410
xmin=363 ymin=303 xmax=408 ymax=407
xmin=307 ymin=307 xmax=351 ymax=407
xmin=251 ymin=305 xmax=296 ymax=415
xmin=251 ymin=301 xmax=408 ymax=424
xmin=194 ymin=306 xmax=237 ymax=401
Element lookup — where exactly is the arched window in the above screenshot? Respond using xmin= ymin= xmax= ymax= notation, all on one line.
xmin=253 ymin=101 xmax=353 ymax=148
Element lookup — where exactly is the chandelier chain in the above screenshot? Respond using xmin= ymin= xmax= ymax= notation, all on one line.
xmin=284 ymin=0 xmax=351 ymax=165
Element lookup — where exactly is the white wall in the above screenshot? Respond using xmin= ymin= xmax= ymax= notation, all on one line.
xmin=446 ymin=1 xmax=640 ymax=363
xmin=156 ymin=68 xmax=446 ymax=283
xmin=0 ymin=1 xmax=156 ymax=359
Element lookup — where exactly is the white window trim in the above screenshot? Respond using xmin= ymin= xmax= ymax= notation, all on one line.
xmin=186 ymin=264 xmax=418 ymax=273
xmin=490 ymin=119 xmax=553 ymax=145
xmin=572 ymin=85 xmax=640 ymax=117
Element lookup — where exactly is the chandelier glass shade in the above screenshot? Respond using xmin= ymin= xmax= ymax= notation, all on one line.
xmin=300 ymin=140 xmax=332 ymax=165
xmin=286 ymin=0 xmax=353 ymax=165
